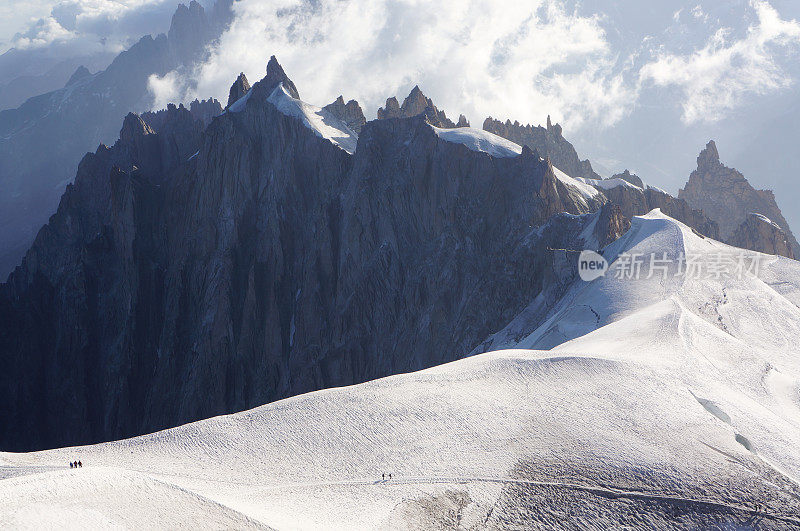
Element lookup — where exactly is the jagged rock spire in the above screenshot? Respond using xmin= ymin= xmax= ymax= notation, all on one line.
xmin=680 ymin=139 xmax=800 ymax=256
xmin=546 ymin=115 xmax=562 ymax=136
xmin=119 ymin=113 xmax=155 ymax=144
xmin=323 ymin=95 xmax=366 ymax=134
xmin=226 ymin=73 xmax=251 ymax=109
xmin=264 ymin=55 xmax=299 ymax=98
xmin=401 ymin=85 xmax=428 ymax=117
xmin=456 ymin=114 xmax=470 ymax=128
xmin=697 ymin=140 xmax=720 ymax=168
xmin=377 ymin=97 xmax=401 ymax=119
xmin=376 ymin=85 xmax=458 ymax=128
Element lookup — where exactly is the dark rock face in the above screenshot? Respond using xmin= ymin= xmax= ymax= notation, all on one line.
xmin=323 ymin=96 xmax=366 ymax=133
xmin=0 ymin=1 xmax=234 ymax=278
xmin=595 ymin=203 xmax=631 ymax=247
xmin=226 ymin=73 xmax=251 ymax=109
xmin=0 ymin=62 xmax=601 ymax=451
xmin=377 ymin=86 xmax=457 ymax=128
xmin=585 ymin=181 xmax=719 ymax=240
xmin=479 ymin=115 xmax=718 ymax=238
xmin=729 ymin=213 xmax=795 ymax=259
xmin=679 ymin=140 xmax=799 ymax=257
xmin=482 ymin=116 xmax=600 ymax=180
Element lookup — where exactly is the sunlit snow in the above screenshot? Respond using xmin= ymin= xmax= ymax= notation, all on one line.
xmin=3 ymin=210 xmax=800 ymax=528
xmin=267 ymin=84 xmax=358 ymax=154
xmin=430 ymin=125 xmax=522 ymax=158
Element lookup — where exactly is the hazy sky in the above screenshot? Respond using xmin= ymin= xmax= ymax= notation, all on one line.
xmin=2 ymin=0 xmax=799 ymax=233
xmin=0 ymin=0 xmax=211 ymax=56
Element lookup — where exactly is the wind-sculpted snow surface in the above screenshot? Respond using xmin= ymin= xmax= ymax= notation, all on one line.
xmin=3 ymin=211 xmax=800 ymax=529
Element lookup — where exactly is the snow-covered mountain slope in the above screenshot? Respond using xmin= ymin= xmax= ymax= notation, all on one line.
xmin=575 ymin=175 xmax=642 ymax=191
xmin=267 ymin=83 xmax=359 ymax=154
xmin=2 ymin=211 xmax=800 ymax=529
xmin=430 ymin=124 xmax=522 ymax=158
xmin=552 ymin=166 xmax=602 ymax=203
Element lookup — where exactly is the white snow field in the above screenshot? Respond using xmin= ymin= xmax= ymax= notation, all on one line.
xmin=3 ymin=210 xmax=800 ymax=529
xmin=430 ymin=125 xmax=523 ymax=158
xmin=575 ymin=175 xmax=642 ymax=191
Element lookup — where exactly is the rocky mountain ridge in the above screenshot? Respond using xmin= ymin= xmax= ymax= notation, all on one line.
xmin=0 ymin=0 xmax=234 ymax=278
xmin=2 ymin=54 xmax=797 ymax=452
xmin=377 ymin=85 xmax=461 ymax=128
xmin=483 ymin=115 xmax=601 ymax=180
xmin=226 ymin=73 xmax=251 ymax=109
xmin=679 ymin=140 xmax=799 ymax=258
xmin=0 ymin=59 xmax=606 ymax=451
xmin=729 ymin=213 xmax=796 ymax=259
xmin=323 ymin=95 xmax=367 ymax=134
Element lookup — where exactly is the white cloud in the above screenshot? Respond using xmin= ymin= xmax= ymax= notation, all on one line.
xmin=169 ymin=0 xmax=637 ymax=132
xmin=4 ymin=0 xmax=181 ymax=56
xmin=10 ymin=16 xmax=75 ymax=50
xmin=640 ymin=0 xmax=800 ymax=124
xmin=690 ymin=4 xmax=708 ymax=22
xmin=148 ymin=70 xmax=182 ymax=110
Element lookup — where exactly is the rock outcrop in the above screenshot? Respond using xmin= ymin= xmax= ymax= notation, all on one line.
xmin=595 ymin=203 xmax=631 ymax=247
xmin=226 ymin=73 xmax=250 ymax=109
xmin=729 ymin=213 xmax=795 ymax=259
xmin=322 ymin=96 xmax=366 ymax=133
xmin=0 ymin=60 xmax=601 ymax=451
xmin=679 ymin=140 xmax=799 ymax=257
xmin=572 ymin=178 xmax=719 ymax=240
xmin=610 ymin=169 xmax=643 ymax=188
xmin=482 ymin=116 xmax=600 ymax=180
xmin=377 ymin=86 xmax=457 ymax=128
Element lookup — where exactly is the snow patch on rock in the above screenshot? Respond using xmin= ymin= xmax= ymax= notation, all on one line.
xmin=227 ymin=87 xmax=252 ymax=113
xmin=430 ymin=125 xmax=522 ymax=158
xmin=267 ymin=83 xmax=358 ymax=154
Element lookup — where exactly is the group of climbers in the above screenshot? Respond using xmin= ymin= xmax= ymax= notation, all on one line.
xmin=69 ymin=460 xmax=82 ymax=469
